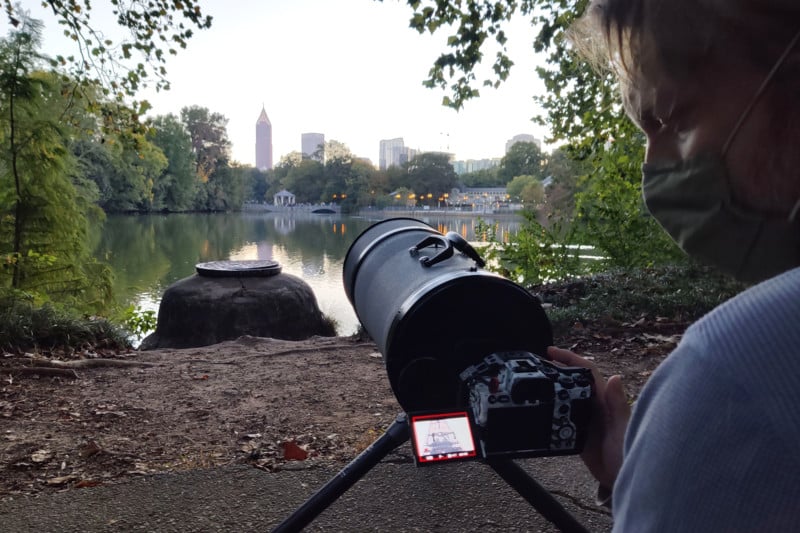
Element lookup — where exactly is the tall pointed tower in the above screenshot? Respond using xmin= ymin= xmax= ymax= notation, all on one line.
xmin=255 ymin=106 xmax=273 ymax=170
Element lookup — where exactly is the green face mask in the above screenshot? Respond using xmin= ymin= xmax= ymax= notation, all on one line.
xmin=642 ymin=156 xmax=800 ymax=282
xmin=641 ymin=29 xmax=800 ymax=283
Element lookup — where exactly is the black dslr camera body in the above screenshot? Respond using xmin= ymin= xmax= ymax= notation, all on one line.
xmin=461 ymin=351 xmax=593 ymax=460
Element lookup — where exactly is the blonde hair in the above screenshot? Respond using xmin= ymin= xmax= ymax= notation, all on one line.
xmin=569 ymin=0 xmax=800 ymax=85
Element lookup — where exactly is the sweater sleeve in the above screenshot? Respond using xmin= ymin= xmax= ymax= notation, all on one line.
xmin=612 ymin=271 xmax=800 ymax=532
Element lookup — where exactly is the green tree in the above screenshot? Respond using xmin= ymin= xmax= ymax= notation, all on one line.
xmin=71 ymin=137 xmax=116 ymax=206
xmin=459 ymin=167 xmax=503 ymax=187
xmin=574 ymin=137 xmax=683 ymax=268
xmin=366 ymin=164 xmax=390 ymax=198
xmin=180 ymin=106 xmax=236 ymax=211
xmin=385 ymin=165 xmax=409 ymax=192
xmin=342 ymin=158 xmax=380 ymax=212
xmin=112 ymin=131 xmax=166 ymax=211
xmin=541 ymin=146 xmax=588 ymax=218
xmin=521 ymin=180 xmax=545 ymax=207
xmin=240 ymin=166 xmax=270 ymax=203
xmin=206 ymin=163 xmax=245 ymax=211
xmin=322 ymin=141 xmax=354 ymax=203
xmin=148 ymin=113 xmax=197 ymax=211
xmin=180 ymin=106 xmax=231 ymax=184
xmin=73 ymin=127 xmax=167 ymax=212
xmin=4 ymin=1 xmax=212 ymax=104
xmin=268 ymin=153 xmax=302 ymax=200
xmin=397 ymin=0 xmax=582 ymax=112
xmin=278 ymin=151 xmax=303 ymax=168
xmin=498 ymin=141 xmax=544 ymax=183
xmin=0 ymin=18 xmax=110 ymax=309
xmin=283 ymin=159 xmax=324 ymax=204
xmin=507 ymin=175 xmax=542 ymax=205
xmin=404 ymin=152 xmax=458 ymax=204
xmin=395 ymin=0 xmax=683 ymax=270
xmin=58 ymin=85 xmax=168 ymax=214
xmin=324 ymin=140 xmax=352 ymax=162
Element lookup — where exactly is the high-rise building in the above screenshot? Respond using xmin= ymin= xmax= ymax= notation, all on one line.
xmin=379 ymin=138 xmax=406 ymax=170
xmin=255 ymin=106 xmax=273 ymax=170
xmin=452 ymin=158 xmax=502 ymax=175
xmin=302 ymin=133 xmax=325 ymax=161
xmin=505 ymin=134 xmax=541 ymax=153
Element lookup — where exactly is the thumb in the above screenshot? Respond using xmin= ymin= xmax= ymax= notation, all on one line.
xmin=604 ymin=375 xmax=631 ymax=422
xmin=597 ymin=375 xmax=630 ymax=488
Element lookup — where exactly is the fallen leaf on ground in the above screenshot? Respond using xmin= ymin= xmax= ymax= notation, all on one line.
xmin=281 ymin=441 xmax=308 ymax=461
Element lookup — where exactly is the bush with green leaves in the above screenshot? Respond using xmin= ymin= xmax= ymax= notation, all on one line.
xmin=537 ymin=263 xmax=749 ymax=334
xmin=120 ymin=305 xmax=158 ymax=339
xmin=570 ymin=138 xmax=685 ymax=270
xmin=475 ymin=211 xmax=597 ymax=287
xmin=0 ymin=295 xmax=130 ymax=353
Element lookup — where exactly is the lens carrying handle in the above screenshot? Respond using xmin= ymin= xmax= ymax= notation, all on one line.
xmin=409 ymin=232 xmax=486 ymax=268
xmin=445 ymin=231 xmax=486 ymax=267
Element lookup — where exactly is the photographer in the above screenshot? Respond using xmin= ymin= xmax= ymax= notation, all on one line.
xmin=547 ymin=1 xmax=800 ymax=530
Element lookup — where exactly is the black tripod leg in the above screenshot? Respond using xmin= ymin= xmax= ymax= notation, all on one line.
xmin=488 ymin=459 xmax=590 ymax=533
xmin=271 ymin=413 xmax=410 ymax=533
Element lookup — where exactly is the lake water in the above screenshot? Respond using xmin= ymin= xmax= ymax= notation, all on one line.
xmin=95 ymin=212 xmax=522 ymax=337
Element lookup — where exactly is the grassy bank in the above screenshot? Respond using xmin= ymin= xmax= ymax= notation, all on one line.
xmin=537 ymin=263 xmax=748 ymax=336
xmin=0 ymin=302 xmax=131 ymax=354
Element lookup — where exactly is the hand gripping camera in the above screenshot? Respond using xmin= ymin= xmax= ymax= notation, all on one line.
xmin=343 ymin=218 xmax=593 ymax=465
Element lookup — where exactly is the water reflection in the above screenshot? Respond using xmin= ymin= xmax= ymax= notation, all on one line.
xmin=95 ymin=212 xmax=521 ymax=336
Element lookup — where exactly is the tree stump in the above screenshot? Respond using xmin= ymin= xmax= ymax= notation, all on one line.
xmin=139 ymin=260 xmax=336 ymax=350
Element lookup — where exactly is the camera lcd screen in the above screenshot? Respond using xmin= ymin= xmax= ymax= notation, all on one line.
xmin=409 ymin=411 xmax=478 ymax=466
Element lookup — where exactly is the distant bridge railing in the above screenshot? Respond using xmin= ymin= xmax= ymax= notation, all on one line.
xmin=242 ymin=203 xmax=341 ymax=214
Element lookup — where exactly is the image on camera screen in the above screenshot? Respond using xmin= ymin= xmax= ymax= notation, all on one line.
xmin=409 ymin=411 xmax=478 ymax=465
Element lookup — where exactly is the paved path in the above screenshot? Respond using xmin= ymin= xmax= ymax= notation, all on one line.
xmin=0 ymin=451 xmax=612 ymax=532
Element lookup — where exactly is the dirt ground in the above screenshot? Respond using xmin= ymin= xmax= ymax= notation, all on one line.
xmin=0 ymin=318 xmax=685 ymax=498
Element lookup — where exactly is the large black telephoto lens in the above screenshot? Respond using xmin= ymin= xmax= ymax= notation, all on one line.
xmin=343 ymin=218 xmax=553 ymax=412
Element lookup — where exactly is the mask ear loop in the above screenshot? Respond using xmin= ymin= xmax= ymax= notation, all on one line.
xmin=722 ymin=28 xmax=800 ymax=155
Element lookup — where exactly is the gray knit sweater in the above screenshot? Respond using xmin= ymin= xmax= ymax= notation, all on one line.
xmin=613 ymin=267 xmax=800 ymax=532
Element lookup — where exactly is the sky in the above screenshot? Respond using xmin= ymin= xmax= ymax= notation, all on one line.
xmin=25 ymin=0 xmax=552 ymax=167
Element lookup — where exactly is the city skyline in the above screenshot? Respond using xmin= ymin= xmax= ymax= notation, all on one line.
xmin=271 ymin=122 xmax=537 ymax=171
xmin=29 ymin=0 xmax=552 ymax=166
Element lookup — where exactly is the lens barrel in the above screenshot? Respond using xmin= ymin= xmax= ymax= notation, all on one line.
xmin=343 ymin=218 xmax=552 ymax=411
